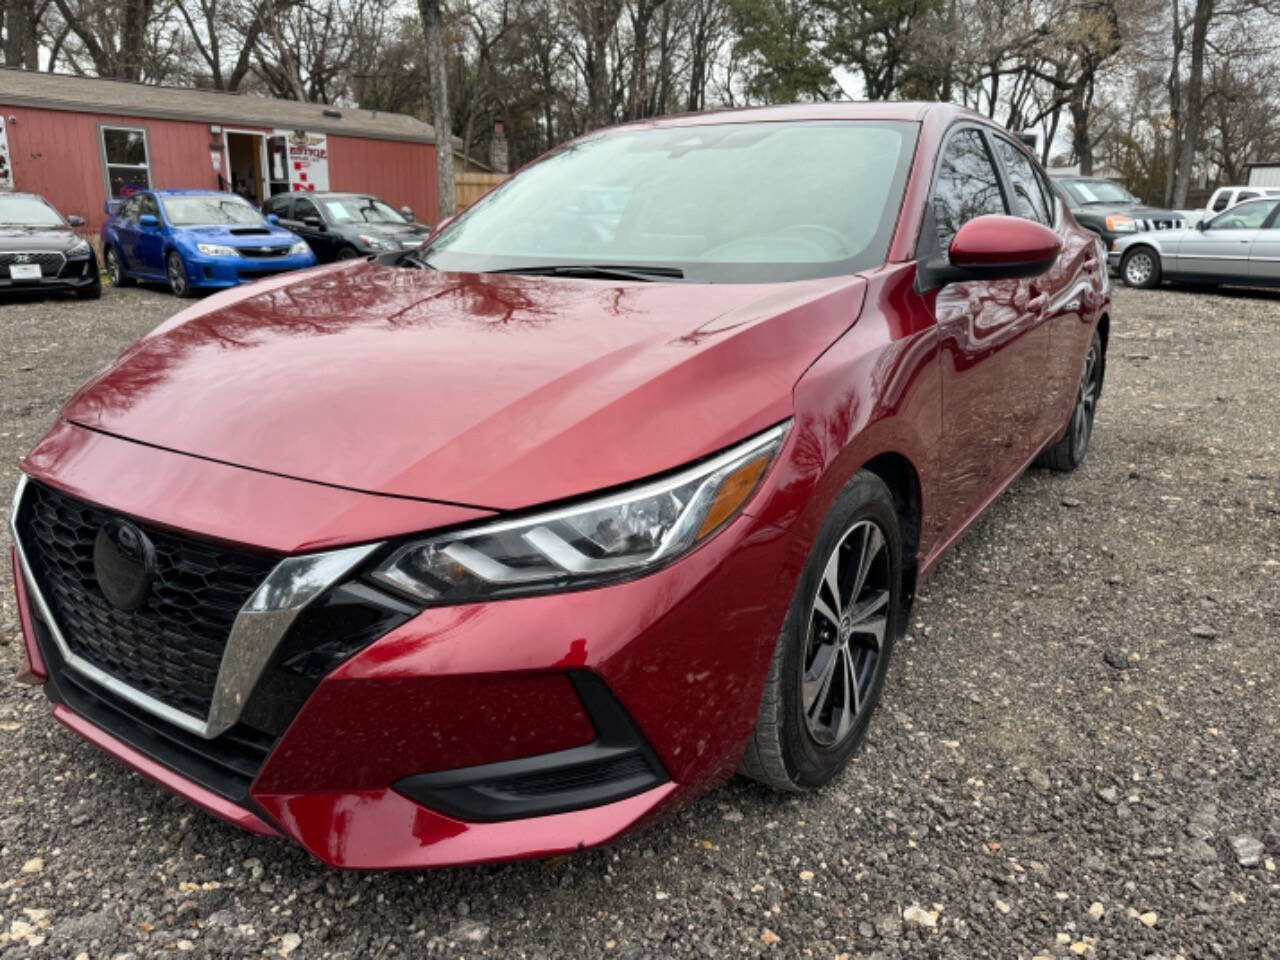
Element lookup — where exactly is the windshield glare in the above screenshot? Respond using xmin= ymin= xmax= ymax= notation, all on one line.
xmin=425 ymin=121 xmax=916 ymax=282
xmin=323 ymin=197 xmax=406 ymax=224
xmin=162 ymin=196 xmax=265 ymax=227
xmin=0 ymin=196 xmax=64 ymax=227
xmin=1063 ymin=180 xmax=1135 ymax=205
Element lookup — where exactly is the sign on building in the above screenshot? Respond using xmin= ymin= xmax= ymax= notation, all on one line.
xmin=0 ymin=116 xmax=13 ymax=190
xmin=274 ymin=129 xmax=329 ymax=192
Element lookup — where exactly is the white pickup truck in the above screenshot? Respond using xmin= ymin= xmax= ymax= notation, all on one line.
xmin=1188 ymin=185 xmax=1280 ymax=226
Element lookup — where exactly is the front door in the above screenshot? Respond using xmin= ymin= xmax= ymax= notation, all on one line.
xmin=288 ymin=196 xmax=333 ymax=259
xmin=1177 ymin=199 xmax=1277 ymax=278
xmin=927 ymin=127 xmax=1051 ymax=544
xmin=134 ymin=193 xmax=166 ymax=275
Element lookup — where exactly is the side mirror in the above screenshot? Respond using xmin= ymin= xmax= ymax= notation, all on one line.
xmin=303 ymin=217 xmax=324 ymax=230
xmin=138 ymin=214 xmax=159 ymax=227
xmin=105 ymin=199 xmax=122 ymax=217
xmin=399 ymin=205 xmax=414 ymax=221
xmin=918 ymin=215 xmax=1060 ymax=291
xmin=67 ymin=215 xmax=86 ymax=227
xmin=1197 ymin=219 xmax=1208 ymax=231
xmin=266 ymin=213 xmax=280 ymax=225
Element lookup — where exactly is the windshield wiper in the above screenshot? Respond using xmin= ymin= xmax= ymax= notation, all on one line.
xmin=486 ymin=264 xmax=684 ymax=282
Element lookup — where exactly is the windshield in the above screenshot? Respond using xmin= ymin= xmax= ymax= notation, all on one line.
xmin=1061 ymin=180 xmax=1136 ymax=205
xmin=322 ymin=196 xmax=407 ymax=224
xmin=423 ymin=120 xmax=917 ymax=283
xmin=0 ymin=195 xmax=64 ymax=227
xmin=162 ymin=195 xmax=265 ymax=226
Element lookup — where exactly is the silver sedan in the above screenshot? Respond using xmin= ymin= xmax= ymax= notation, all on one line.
xmin=1109 ymin=197 xmax=1280 ymax=289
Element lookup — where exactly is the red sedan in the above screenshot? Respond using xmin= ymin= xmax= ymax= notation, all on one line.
xmin=8 ymin=102 xmax=1109 ymax=869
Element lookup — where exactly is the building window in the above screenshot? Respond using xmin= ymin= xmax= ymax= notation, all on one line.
xmin=100 ymin=126 xmax=152 ymax=198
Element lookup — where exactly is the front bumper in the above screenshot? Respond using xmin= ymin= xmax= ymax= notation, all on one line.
xmin=11 ymin=423 xmax=798 ymax=868
xmin=183 ymin=250 xmax=317 ymax=289
xmin=0 ymin=255 xmax=98 ymax=293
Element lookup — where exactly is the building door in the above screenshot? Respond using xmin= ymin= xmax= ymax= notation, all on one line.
xmin=225 ymin=131 xmax=266 ymax=205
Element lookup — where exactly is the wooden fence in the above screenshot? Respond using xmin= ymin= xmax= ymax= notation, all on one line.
xmin=455 ymin=172 xmax=508 ymax=210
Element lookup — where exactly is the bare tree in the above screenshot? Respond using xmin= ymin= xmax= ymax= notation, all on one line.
xmin=420 ymin=0 xmax=458 ymax=216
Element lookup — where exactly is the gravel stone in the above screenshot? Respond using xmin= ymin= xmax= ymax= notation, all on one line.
xmin=1231 ymin=835 xmax=1264 ymax=868
xmin=1 ymin=285 xmax=1278 ymax=958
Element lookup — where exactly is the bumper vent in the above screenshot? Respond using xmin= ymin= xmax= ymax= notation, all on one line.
xmin=15 ymin=481 xmax=277 ymax=719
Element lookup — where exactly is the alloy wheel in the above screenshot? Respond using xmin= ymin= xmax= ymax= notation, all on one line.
xmin=802 ymin=520 xmax=890 ymax=747
xmin=1071 ymin=340 xmax=1101 ymax=461
xmin=1124 ymin=251 xmax=1153 ymax=287
xmin=167 ymin=253 xmax=187 ymax=296
xmin=107 ymin=248 xmax=121 ymax=285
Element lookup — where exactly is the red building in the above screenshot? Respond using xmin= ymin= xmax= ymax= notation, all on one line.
xmin=0 ymin=68 xmax=441 ymax=234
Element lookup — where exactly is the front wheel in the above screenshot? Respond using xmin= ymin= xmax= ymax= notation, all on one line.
xmin=167 ymin=250 xmax=196 ymax=298
xmin=740 ymin=471 xmax=902 ymax=791
xmin=105 ymin=246 xmax=133 ymax=287
xmin=1120 ymin=246 xmax=1161 ymax=289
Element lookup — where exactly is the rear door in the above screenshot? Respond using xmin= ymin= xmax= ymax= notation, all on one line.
xmin=1180 ymin=199 xmax=1276 ymax=278
xmin=926 ymin=126 xmax=1049 ymax=542
xmin=1247 ymin=200 xmax=1280 ymax=283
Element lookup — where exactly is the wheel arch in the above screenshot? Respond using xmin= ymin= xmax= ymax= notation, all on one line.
xmin=858 ymin=451 xmax=921 ymax=629
xmin=1095 ymin=311 xmax=1110 ymax=399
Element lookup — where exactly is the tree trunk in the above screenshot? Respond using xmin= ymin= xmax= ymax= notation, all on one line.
xmin=1069 ymin=79 xmax=1092 ymax=175
xmin=1172 ymin=0 xmax=1213 ymax=207
xmin=1163 ymin=0 xmax=1182 ymax=207
xmin=3 ymin=0 xmax=39 ymax=67
xmin=419 ymin=0 xmax=457 ymax=218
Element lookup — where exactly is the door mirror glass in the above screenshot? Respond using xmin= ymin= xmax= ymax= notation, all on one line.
xmin=266 ymin=213 xmax=280 ymax=225
xmin=67 ymin=215 xmax=86 ymax=227
xmin=303 ymin=217 xmax=324 ymax=230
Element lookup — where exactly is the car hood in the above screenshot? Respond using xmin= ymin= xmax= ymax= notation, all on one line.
xmin=339 ymin=221 xmax=427 ymax=239
xmin=61 ymin=261 xmax=865 ymax=510
xmin=0 ymin=226 xmax=79 ymax=251
xmin=1073 ymin=202 xmax=1183 ymax=221
xmin=175 ymin=224 xmax=300 ymax=247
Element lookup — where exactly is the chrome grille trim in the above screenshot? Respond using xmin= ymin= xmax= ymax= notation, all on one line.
xmin=9 ymin=474 xmax=381 ymax=739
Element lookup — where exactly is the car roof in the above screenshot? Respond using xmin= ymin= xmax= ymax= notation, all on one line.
xmin=150 ymin=189 xmax=247 ymax=197
xmin=603 ymin=100 xmax=978 ymax=131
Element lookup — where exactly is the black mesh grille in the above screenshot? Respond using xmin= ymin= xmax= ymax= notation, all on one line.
xmin=0 ymin=251 xmax=67 ymax=278
xmin=16 ymin=481 xmax=278 ymax=720
xmin=490 ymin=753 xmax=653 ymax=798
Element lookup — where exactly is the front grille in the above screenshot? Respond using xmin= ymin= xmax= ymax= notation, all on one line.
xmin=237 ymin=246 xmax=293 ymax=259
xmin=237 ymin=267 xmax=292 ymax=281
xmin=15 ymin=481 xmax=278 ymax=720
xmin=0 ymin=251 xmax=67 ymax=278
xmin=1136 ymin=218 xmax=1185 ymax=231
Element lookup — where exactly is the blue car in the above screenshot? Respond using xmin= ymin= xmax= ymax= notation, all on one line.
xmin=101 ymin=189 xmax=317 ymax=297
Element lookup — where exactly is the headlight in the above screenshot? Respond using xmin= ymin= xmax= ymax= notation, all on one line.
xmin=1105 ymin=215 xmax=1136 ymax=233
xmin=66 ymin=239 xmax=91 ymax=259
xmin=197 ymin=243 xmax=238 ymax=257
xmin=371 ymin=423 xmax=789 ymax=605
xmin=289 ymin=240 xmax=311 ymax=256
xmin=358 ymin=234 xmax=396 ymax=251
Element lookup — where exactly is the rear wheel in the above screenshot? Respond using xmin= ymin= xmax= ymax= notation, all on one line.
xmin=1036 ymin=329 xmax=1103 ymax=472
xmin=105 ymin=246 xmax=132 ymax=287
xmin=167 ymin=250 xmax=195 ymax=298
xmin=741 ymin=471 xmax=901 ymax=791
xmin=336 ymin=246 xmax=361 ymax=260
xmin=1121 ymin=246 xmax=1160 ymax=288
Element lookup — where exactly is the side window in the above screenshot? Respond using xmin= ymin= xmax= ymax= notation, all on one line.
xmin=1212 ymin=191 xmax=1230 ymax=212
xmin=992 ymin=138 xmax=1051 ymax=225
xmin=1237 ymin=191 xmax=1259 ymax=203
xmin=295 ymin=197 xmax=319 ymax=222
xmin=932 ymin=129 xmax=1006 ymax=253
xmin=119 ymin=196 xmax=141 ymax=221
xmin=267 ymin=196 xmax=290 ymax=218
xmin=137 ymin=194 xmax=160 ymax=220
xmin=1210 ymin=199 xmax=1279 ymax=230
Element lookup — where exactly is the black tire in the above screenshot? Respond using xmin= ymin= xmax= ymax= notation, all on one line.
xmin=75 ymin=279 xmax=102 ymax=300
xmin=167 ymin=250 xmax=196 ymax=298
xmin=336 ymin=246 xmax=361 ymax=260
xmin=740 ymin=470 xmax=902 ymax=791
xmin=1036 ymin=328 xmax=1103 ymax=472
xmin=104 ymin=246 xmax=133 ymax=287
xmin=1120 ymin=246 xmax=1161 ymax=289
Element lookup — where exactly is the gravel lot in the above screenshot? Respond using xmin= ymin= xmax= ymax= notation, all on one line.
xmin=0 ymin=282 xmax=1277 ymax=959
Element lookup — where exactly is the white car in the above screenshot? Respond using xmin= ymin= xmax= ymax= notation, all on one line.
xmin=1109 ymin=196 xmax=1280 ymax=289
xmin=1194 ymin=185 xmax=1280 ymax=226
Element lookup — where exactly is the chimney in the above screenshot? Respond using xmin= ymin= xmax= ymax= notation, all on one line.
xmin=489 ymin=120 xmax=509 ymax=174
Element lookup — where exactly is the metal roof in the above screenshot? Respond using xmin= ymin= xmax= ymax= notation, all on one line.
xmin=0 ymin=68 xmax=437 ymax=144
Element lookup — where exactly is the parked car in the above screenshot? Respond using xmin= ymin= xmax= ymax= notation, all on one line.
xmin=11 ymin=102 xmax=1109 ymax=869
xmin=262 ymin=191 xmax=430 ymax=261
xmin=1196 ymin=185 xmax=1280 ymax=226
xmin=1053 ymin=175 xmax=1186 ymax=248
xmin=1110 ymin=195 xmax=1280 ymax=289
xmin=0 ymin=192 xmax=100 ymax=299
xmin=101 ymin=189 xmax=316 ymax=297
